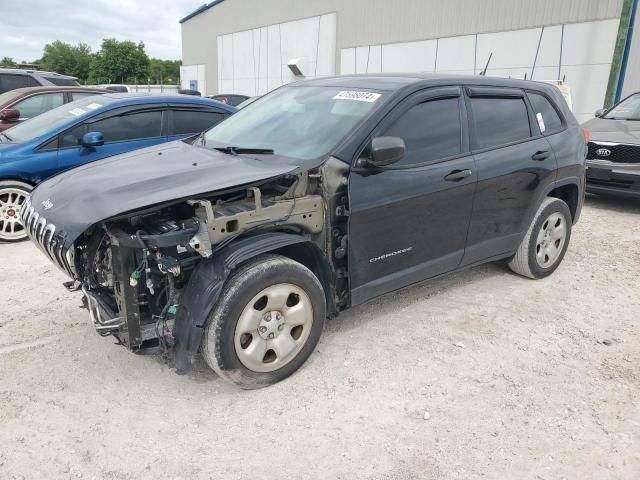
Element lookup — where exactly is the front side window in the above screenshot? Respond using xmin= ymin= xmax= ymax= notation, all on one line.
xmin=470 ymin=97 xmax=531 ymax=149
xmin=171 ymin=110 xmax=226 ymax=135
xmin=527 ymin=92 xmax=563 ymax=133
xmin=60 ymin=124 xmax=86 ymax=148
xmin=0 ymin=90 xmax=22 ymax=106
xmin=205 ymin=86 xmax=386 ymax=162
xmin=3 ymin=95 xmax=114 ymax=143
xmin=14 ymin=93 xmax=64 ymax=119
xmin=382 ymin=97 xmax=462 ymax=166
xmin=603 ymin=93 xmax=640 ymax=120
xmin=87 ymin=110 xmax=162 ymax=143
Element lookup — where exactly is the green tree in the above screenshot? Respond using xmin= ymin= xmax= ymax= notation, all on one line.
xmin=39 ymin=41 xmax=92 ymax=82
xmin=89 ymin=39 xmax=149 ymax=84
xmin=148 ymin=58 xmax=181 ymax=84
xmin=1 ymin=57 xmax=16 ymax=66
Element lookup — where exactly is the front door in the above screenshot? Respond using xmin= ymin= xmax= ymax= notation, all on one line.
xmin=348 ymin=87 xmax=477 ymax=305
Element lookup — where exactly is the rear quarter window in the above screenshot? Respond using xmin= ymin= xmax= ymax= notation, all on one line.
xmin=470 ymin=97 xmax=531 ymax=149
xmin=527 ymin=92 xmax=563 ymax=133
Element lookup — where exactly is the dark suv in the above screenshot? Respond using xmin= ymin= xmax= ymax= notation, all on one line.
xmin=24 ymin=75 xmax=586 ymax=388
xmin=0 ymin=69 xmax=79 ymax=94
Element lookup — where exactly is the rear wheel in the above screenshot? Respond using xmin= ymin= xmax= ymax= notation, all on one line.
xmin=0 ymin=181 xmax=32 ymax=242
xmin=202 ymin=254 xmax=326 ymax=389
xmin=508 ymin=197 xmax=572 ymax=279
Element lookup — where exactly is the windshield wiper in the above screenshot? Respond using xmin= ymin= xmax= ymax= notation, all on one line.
xmin=0 ymin=132 xmax=12 ymax=142
xmin=213 ymin=146 xmax=274 ymax=155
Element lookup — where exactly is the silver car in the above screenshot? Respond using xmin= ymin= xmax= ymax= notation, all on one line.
xmin=583 ymin=93 xmax=640 ymax=198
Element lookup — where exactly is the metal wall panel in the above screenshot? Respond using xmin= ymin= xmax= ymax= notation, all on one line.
xmin=214 ymin=13 xmax=337 ymax=96
xmin=181 ymin=0 xmax=624 ymax=94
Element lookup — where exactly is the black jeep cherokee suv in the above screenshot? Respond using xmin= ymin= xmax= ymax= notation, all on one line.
xmin=23 ymin=74 xmax=586 ymax=388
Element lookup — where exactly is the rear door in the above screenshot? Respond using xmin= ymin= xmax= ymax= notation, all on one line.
xmin=57 ymin=107 xmax=167 ymax=170
xmin=460 ymin=87 xmax=557 ymax=266
xmin=348 ymin=87 xmax=477 ymax=304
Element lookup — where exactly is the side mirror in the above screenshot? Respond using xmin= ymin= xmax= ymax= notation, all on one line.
xmin=81 ymin=131 xmax=104 ymax=148
xmin=0 ymin=109 xmax=20 ymax=122
xmin=595 ymin=108 xmax=607 ymax=118
xmin=366 ymin=136 xmax=406 ymax=167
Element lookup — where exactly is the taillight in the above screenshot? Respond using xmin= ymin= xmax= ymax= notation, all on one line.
xmin=582 ymin=128 xmax=590 ymax=143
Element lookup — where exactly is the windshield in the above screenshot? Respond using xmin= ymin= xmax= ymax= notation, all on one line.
xmin=204 ymin=86 xmax=386 ymax=161
xmin=3 ymin=94 xmax=108 ymax=143
xmin=604 ymin=93 xmax=640 ymax=120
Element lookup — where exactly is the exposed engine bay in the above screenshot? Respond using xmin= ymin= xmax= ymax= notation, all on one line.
xmin=66 ymin=158 xmax=349 ymax=368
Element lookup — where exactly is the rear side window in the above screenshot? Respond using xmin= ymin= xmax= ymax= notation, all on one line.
xmin=14 ymin=93 xmax=64 ymax=119
xmin=382 ymin=97 xmax=462 ymax=166
xmin=470 ymin=97 xmax=531 ymax=149
xmin=0 ymin=74 xmax=38 ymax=93
xmin=527 ymin=92 xmax=563 ymax=133
xmin=88 ymin=110 xmax=163 ymax=143
xmin=45 ymin=77 xmax=80 ymax=87
xmin=171 ymin=110 xmax=227 ymax=135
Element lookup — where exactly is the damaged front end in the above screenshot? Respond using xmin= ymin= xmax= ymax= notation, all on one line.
xmin=23 ymin=158 xmax=349 ymax=372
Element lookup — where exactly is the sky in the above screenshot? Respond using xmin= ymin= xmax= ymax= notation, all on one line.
xmin=0 ymin=0 xmax=205 ymax=62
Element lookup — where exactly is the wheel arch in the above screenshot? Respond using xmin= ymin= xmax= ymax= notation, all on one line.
xmin=525 ymin=177 xmax=583 ymax=231
xmin=0 ymin=178 xmax=36 ymax=189
xmin=547 ymin=181 xmax=580 ymax=222
xmin=172 ymin=232 xmax=334 ymax=373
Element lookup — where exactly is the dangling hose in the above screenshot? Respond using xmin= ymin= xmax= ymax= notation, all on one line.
xmin=155 ymin=273 xmax=176 ymax=356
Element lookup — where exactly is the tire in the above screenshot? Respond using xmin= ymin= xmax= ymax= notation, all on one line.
xmin=508 ymin=197 xmax=572 ymax=279
xmin=201 ymin=254 xmax=326 ymax=389
xmin=0 ymin=180 xmax=32 ymax=243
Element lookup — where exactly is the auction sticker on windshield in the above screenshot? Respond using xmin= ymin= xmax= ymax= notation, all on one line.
xmin=333 ymin=91 xmax=381 ymax=102
xmin=86 ymin=103 xmax=102 ymax=110
xmin=69 ymin=108 xmax=86 ymax=116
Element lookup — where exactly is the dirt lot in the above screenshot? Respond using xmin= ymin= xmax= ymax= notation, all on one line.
xmin=1 ymin=195 xmax=639 ymax=480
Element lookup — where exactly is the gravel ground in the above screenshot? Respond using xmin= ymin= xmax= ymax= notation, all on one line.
xmin=1 ymin=195 xmax=639 ymax=480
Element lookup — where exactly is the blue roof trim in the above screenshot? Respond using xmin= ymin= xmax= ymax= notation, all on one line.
xmin=179 ymin=0 xmax=225 ymax=24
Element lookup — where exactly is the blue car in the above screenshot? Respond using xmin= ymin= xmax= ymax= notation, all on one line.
xmin=0 ymin=93 xmax=236 ymax=241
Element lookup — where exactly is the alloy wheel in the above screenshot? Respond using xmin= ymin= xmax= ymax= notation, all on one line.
xmin=0 ymin=188 xmax=28 ymax=241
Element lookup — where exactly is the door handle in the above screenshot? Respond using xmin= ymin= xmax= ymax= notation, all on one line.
xmin=444 ymin=169 xmax=472 ymax=182
xmin=532 ymin=150 xmax=551 ymax=161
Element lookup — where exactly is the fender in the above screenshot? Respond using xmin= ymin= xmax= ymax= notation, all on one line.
xmin=172 ymin=232 xmax=326 ymax=373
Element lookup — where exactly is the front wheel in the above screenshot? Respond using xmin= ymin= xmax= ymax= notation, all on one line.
xmin=201 ymin=254 xmax=326 ymax=389
xmin=508 ymin=197 xmax=572 ymax=279
xmin=0 ymin=180 xmax=32 ymax=242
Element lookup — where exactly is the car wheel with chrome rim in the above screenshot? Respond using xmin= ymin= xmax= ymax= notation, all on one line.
xmin=0 ymin=181 xmax=32 ymax=242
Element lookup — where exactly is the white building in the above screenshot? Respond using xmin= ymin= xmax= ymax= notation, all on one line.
xmin=180 ymin=0 xmax=640 ymax=122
